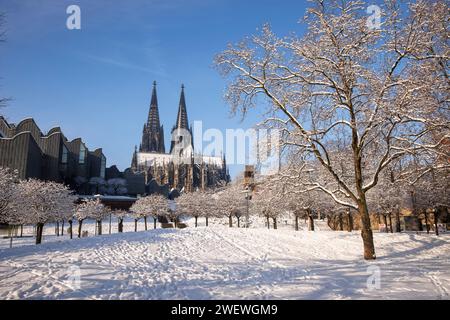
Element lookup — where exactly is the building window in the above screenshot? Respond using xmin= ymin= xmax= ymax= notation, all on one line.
xmin=61 ymin=145 xmax=68 ymax=164
xmin=100 ymin=155 xmax=106 ymax=179
xmin=79 ymin=143 xmax=86 ymax=164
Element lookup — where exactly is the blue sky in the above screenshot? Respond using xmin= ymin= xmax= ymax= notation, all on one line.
xmin=0 ymin=0 xmax=310 ymax=178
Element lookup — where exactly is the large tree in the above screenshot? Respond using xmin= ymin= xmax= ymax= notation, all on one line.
xmin=215 ymin=0 xmax=449 ymax=259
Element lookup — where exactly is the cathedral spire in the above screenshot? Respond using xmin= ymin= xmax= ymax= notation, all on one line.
xmin=170 ymin=84 xmax=193 ymax=155
xmin=175 ymin=84 xmax=189 ymax=130
xmin=147 ymin=81 xmax=161 ymax=131
xmin=140 ymin=81 xmax=165 ymax=153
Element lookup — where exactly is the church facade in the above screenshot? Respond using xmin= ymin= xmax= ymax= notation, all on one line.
xmin=131 ymin=82 xmax=229 ymax=192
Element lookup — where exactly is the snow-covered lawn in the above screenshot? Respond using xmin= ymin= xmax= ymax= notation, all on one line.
xmin=0 ymin=225 xmax=449 ymax=300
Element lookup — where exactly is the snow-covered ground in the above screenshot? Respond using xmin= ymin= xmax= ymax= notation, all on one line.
xmin=0 ymin=222 xmax=449 ymax=300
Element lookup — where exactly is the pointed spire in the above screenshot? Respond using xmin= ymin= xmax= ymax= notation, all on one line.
xmin=131 ymin=145 xmax=138 ymax=171
xmin=175 ymin=84 xmax=189 ymax=130
xmin=141 ymin=81 xmax=165 ymax=153
xmin=147 ymin=81 xmax=161 ymax=131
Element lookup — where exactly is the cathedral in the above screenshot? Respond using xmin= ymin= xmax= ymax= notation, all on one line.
xmin=131 ymin=82 xmax=230 ymax=192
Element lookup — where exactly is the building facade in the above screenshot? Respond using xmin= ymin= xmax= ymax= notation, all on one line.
xmin=131 ymin=82 xmax=230 ymax=192
xmin=0 ymin=116 xmax=106 ymax=193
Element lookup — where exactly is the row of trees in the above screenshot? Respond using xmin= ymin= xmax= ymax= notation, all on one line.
xmin=0 ymin=168 xmax=77 ymax=245
xmin=0 ymin=167 xmax=172 ymax=245
xmin=1 ymin=163 xmax=448 ymax=250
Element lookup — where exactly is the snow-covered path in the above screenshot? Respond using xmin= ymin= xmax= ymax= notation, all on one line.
xmin=0 ymin=227 xmax=449 ymax=299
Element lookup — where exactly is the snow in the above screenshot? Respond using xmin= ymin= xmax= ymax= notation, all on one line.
xmin=0 ymin=221 xmax=449 ymax=300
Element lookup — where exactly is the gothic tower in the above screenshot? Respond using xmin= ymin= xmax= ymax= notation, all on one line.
xmin=140 ymin=81 xmax=165 ymax=153
xmin=170 ymin=84 xmax=193 ymax=157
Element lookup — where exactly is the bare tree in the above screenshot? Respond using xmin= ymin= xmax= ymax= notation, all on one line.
xmin=0 ymin=167 xmax=20 ymax=247
xmin=251 ymin=183 xmax=286 ymax=230
xmin=106 ymin=178 xmax=128 ymax=196
xmin=115 ymin=210 xmax=127 ymax=233
xmin=19 ymin=179 xmax=76 ymax=244
xmin=215 ymin=0 xmax=449 ymax=259
xmin=89 ymin=177 xmax=106 ymax=195
xmin=0 ymin=167 xmax=19 ymax=224
xmin=74 ymin=198 xmax=105 ymax=238
xmin=215 ymin=183 xmax=246 ymax=227
xmin=412 ymin=170 xmax=450 ymax=235
xmin=176 ymin=191 xmax=213 ymax=227
xmin=131 ymin=194 xmax=168 ymax=230
xmin=0 ymin=13 xmax=10 ymax=110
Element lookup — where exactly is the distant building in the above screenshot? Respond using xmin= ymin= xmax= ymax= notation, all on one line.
xmin=130 ymin=82 xmax=230 ymax=192
xmin=0 ymin=116 xmax=106 ymax=193
xmin=243 ymin=165 xmax=255 ymax=188
xmin=105 ymin=165 xmax=146 ymax=197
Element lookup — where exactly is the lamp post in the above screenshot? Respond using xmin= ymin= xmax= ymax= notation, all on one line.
xmin=241 ymin=186 xmax=250 ymax=228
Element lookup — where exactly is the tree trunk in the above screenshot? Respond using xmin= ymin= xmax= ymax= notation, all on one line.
xmin=195 ymin=216 xmax=198 ymax=227
xmin=97 ymin=220 xmax=102 ymax=235
xmin=383 ymin=214 xmax=388 ymax=233
xmin=8 ymin=225 xmax=14 ymax=248
xmin=144 ymin=216 xmax=148 ymax=231
xmin=266 ymin=216 xmax=270 ymax=229
xmin=56 ymin=221 xmax=59 ymax=236
xmin=118 ymin=218 xmax=123 ymax=233
xmin=308 ymin=211 xmax=314 ymax=231
xmin=295 ymin=216 xmax=299 ymax=231
xmin=228 ymin=215 xmax=233 ymax=227
xmin=388 ymin=213 xmax=393 ymax=233
xmin=206 ymin=216 xmax=209 ymax=227
xmin=347 ymin=211 xmax=353 ymax=232
xmin=338 ymin=213 xmax=344 ymax=231
xmin=61 ymin=220 xmax=64 ymax=236
xmin=352 ymin=128 xmax=376 ymax=259
xmin=20 ymin=225 xmax=23 ymax=237
xmin=69 ymin=220 xmax=73 ymax=239
xmin=78 ymin=220 xmax=83 ymax=238
xmin=434 ymin=209 xmax=439 ymax=236
xmin=154 ymin=217 xmax=157 ymax=229
xmin=109 ymin=213 xmax=112 ymax=234
xmin=237 ymin=217 xmax=240 ymax=228
xmin=358 ymin=198 xmax=376 ymax=260
xmin=424 ymin=210 xmax=430 ymax=234
xmin=134 ymin=219 xmax=138 ymax=232
xmin=395 ymin=209 xmax=401 ymax=233
xmin=273 ymin=217 xmax=277 ymax=230
xmin=36 ymin=223 xmax=44 ymax=245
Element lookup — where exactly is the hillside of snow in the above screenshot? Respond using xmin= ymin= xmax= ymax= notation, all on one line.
xmin=0 ymin=224 xmax=449 ymax=300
